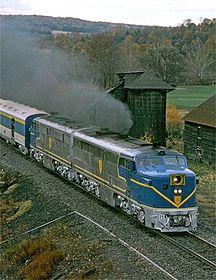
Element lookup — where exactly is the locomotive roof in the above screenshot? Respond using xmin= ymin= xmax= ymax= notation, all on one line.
xmin=33 ymin=113 xmax=183 ymax=159
xmin=76 ymin=130 xmax=183 ymax=158
xmin=0 ymin=99 xmax=47 ymax=121
xmin=124 ymin=147 xmax=183 ymax=158
xmin=35 ymin=114 xmax=98 ymax=135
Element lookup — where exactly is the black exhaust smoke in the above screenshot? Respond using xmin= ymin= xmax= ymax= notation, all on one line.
xmin=1 ymin=22 xmax=133 ymax=133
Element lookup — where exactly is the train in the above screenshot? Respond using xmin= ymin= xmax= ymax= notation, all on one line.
xmin=0 ymin=98 xmax=198 ymax=232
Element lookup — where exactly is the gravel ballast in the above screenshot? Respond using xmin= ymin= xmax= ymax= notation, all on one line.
xmin=0 ymin=140 xmax=215 ymax=280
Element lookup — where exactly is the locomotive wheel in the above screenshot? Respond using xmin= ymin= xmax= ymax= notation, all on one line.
xmin=137 ymin=210 xmax=145 ymax=223
xmin=94 ymin=186 xmax=100 ymax=197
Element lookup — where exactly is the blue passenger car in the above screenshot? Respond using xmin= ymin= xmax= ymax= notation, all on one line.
xmin=0 ymin=99 xmax=47 ymax=153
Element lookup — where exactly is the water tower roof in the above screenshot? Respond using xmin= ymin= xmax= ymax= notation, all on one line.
xmin=121 ymin=71 xmax=175 ymax=91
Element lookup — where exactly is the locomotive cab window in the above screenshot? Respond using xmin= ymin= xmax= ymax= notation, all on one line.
xmin=136 ymin=156 xmax=163 ymax=172
xmin=163 ymin=156 xmax=187 ymax=167
xmin=119 ymin=158 xmax=136 ymax=172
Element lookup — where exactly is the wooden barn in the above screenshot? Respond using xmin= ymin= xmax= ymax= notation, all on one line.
xmin=107 ymin=71 xmax=174 ymax=146
xmin=182 ymin=95 xmax=216 ymax=164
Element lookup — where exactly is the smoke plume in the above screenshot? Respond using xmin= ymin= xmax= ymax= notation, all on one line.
xmin=0 ymin=21 xmax=133 ymax=133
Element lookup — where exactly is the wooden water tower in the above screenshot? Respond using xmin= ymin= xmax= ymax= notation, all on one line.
xmin=108 ymin=71 xmax=175 ymax=146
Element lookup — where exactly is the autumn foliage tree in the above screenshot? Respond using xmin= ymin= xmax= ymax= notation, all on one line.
xmin=140 ymin=44 xmax=183 ymax=84
xmin=166 ymin=104 xmax=184 ymax=143
xmin=48 ymin=17 xmax=215 ymax=88
xmin=84 ymin=31 xmax=121 ymax=89
xmin=182 ymin=38 xmax=215 ymax=84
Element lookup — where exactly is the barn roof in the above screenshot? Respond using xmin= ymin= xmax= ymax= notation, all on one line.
xmin=182 ymin=94 xmax=216 ymax=128
xmin=116 ymin=71 xmax=175 ymax=91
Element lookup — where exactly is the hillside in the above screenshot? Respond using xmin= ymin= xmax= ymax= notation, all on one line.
xmin=0 ymin=14 xmax=151 ymax=35
xmin=1 ymin=15 xmax=215 ymax=89
xmin=1 ymin=15 xmax=215 ymax=41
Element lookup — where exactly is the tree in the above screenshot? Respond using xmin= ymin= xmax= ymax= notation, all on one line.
xmin=140 ymin=44 xmax=183 ymax=84
xmin=182 ymin=38 xmax=215 ymax=84
xmin=84 ymin=31 xmax=120 ymax=89
xmin=118 ymin=34 xmax=140 ymax=71
xmin=166 ymin=104 xmax=184 ymax=148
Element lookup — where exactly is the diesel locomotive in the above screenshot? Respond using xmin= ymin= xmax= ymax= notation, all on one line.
xmin=0 ymin=99 xmax=198 ymax=232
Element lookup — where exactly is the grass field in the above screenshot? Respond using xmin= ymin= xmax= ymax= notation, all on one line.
xmin=167 ymin=85 xmax=216 ymax=111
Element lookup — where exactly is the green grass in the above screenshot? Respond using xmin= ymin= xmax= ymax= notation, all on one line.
xmin=167 ymin=85 xmax=216 ymax=111
xmin=188 ymin=160 xmax=215 ymax=196
xmin=188 ymin=160 xmax=215 ymax=217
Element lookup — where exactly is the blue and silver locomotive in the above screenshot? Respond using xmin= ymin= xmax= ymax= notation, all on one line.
xmin=0 ymin=99 xmax=198 ymax=232
xmin=117 ymin=146 xmax=197 ymax=231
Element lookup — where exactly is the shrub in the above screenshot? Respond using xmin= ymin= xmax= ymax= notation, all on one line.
xmin=2 ymin=235 xmax=63 ymax=280
xmin=0 ymin=198 xmax=17 ymax=225
xmin=166 ymin=104 xmax=184 ymax=143
xmin=140 ymin=131 xmax=154 ymax=143
xmin=21 ymin=250 xmax=63 ymax=280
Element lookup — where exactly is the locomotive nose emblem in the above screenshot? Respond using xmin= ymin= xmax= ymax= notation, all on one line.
xmin=174 ymin=195 xmax=182 ymax=205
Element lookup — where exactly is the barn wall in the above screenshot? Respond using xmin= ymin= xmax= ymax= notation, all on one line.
xmin=184 ymin=122 xmax=216 ymax=164
xmin=127 ymin=90 xmax=166 ymax=146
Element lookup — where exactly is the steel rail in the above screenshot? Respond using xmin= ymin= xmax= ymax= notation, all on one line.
xmin=188 ymin=231 xmax=216 ymax=249
xmin=70 ymin=210 xmax=178 ymax=280
xmin=156 ymin=232 xmax=216 ymax=269
xmin=1 ymin=139 xmax=215 ymax=273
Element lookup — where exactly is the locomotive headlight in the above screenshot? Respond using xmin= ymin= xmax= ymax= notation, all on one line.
xmin=173 ymin=189 xmax=183 ymax=194
xmin=171 ymin=174 xmax=185 ymax=186
xmin=173 ymin=176 xmax=182 ymax=184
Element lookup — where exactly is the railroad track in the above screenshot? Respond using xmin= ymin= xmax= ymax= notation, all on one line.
xmin=1 ymin=139 xmax=215 ymax=280
xmin=187 ymin=232 xmax=216 ymax=265
xmin=197 ymin=219 xmax=216 ymax=236
xmin=157 ymin=231 xmax=216 ymax=269
xmin=0 ymin=209 xmax=178 ymax=280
